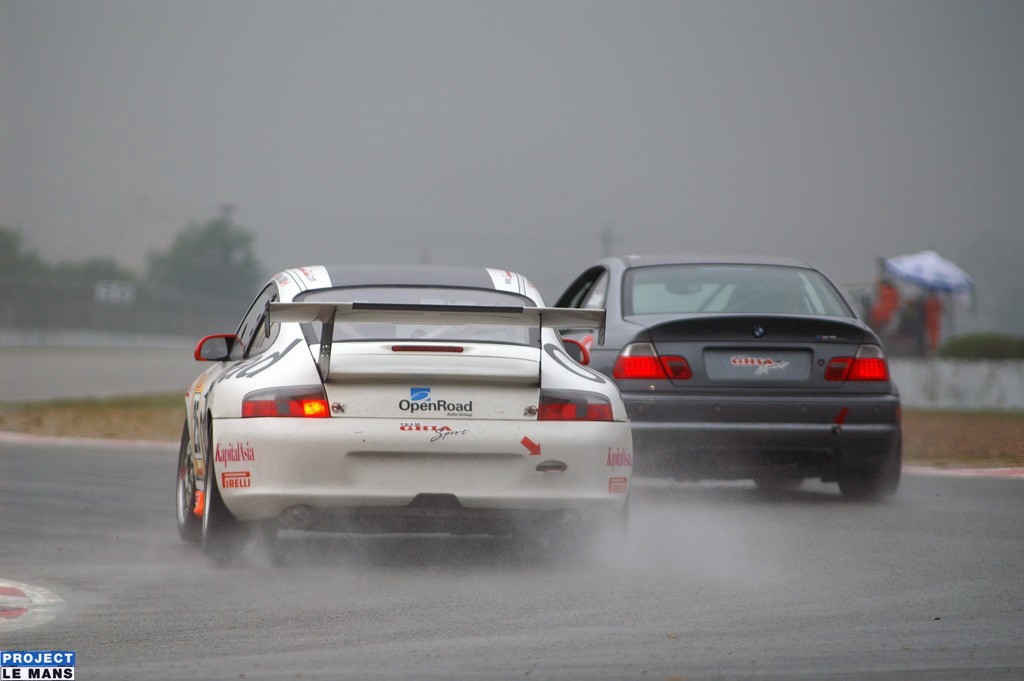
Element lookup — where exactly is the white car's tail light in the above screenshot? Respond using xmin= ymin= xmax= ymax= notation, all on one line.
xmin=537 ymin=389 xmax=614 ymax=421
xmin=242 ymin=385 xmax=330 ymax=418
xmin=612 ymin=342 xmax=692 ymax=380
xmin=825 ymin=344 xmax=890 ymax=381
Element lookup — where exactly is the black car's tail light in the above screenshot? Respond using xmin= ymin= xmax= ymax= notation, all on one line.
xmin=612 ymin=342 xmax=692 ymax=380
xmin=242 ymin=385 xmax=331 ymax=417
xmin=537 ymin=389 xmax=614 ymax=421
xmin=825 ymin=345 xmax=890 ymax=381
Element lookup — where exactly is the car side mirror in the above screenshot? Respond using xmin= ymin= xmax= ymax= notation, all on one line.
xmin=561 ymin=338 xmax=590 ymax=365
xmin=194 ymin=334 xmax=236 ymax=361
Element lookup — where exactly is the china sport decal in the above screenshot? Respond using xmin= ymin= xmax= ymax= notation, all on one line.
xmin=730 ymin=355 xmax=790 ymax=375
xmin=400 ymin=423 xmax=469 ymax=442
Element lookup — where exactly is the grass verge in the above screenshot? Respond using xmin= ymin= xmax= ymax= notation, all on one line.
xmin=0 ymin=395 xmax=1022 ymax=467
xmin=0 ymin=394 xmax=184 ymax=442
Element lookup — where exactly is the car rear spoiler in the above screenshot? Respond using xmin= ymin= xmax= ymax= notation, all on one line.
xmin=267 ymin=302 xmax=605 ymax=381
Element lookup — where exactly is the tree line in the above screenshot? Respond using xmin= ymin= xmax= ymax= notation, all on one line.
xmin=2 ymin=206 xmax=264 ymax=303
xmin=1 ymin=207 xmax=265 ymax=337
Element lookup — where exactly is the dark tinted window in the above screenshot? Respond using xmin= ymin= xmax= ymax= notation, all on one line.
xmin=559 ymin=267 xmax=607 ymax=309
xmin=623 ymin=265 xmax=853 ymax=317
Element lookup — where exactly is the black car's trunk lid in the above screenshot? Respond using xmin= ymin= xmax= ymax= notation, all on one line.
xmin=639 ymin=315 xmax=879 ymax=390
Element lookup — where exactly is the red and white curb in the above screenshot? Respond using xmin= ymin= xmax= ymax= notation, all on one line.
xmin=0 ymin=579 xmax=66 ymax=633
xmin=903 ymin=465 xmax=1024 ymax=479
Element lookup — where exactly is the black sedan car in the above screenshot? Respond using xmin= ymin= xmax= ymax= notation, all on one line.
xmin=555 ymin=254 xmax=901 ymax=500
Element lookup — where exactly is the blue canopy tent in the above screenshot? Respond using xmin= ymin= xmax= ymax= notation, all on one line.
xmin=883 ymin=250 xmax=975 ymax=349
xmin=884 ymin=250 xmax=975 ymax=294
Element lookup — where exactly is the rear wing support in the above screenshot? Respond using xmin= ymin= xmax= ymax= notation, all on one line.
xmin=267 ymin=302 xmax=605 ymax=382
xmin=316 ymin=307 xmax=336 ymax=382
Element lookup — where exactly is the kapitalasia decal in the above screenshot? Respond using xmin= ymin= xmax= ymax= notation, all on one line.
xmin=215 ymin=441 xmax=255 ymax=468
xmin=606 ymin=447 xmax=632 ymax=468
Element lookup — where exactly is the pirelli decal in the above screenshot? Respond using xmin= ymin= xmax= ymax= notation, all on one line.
xmin=608 ymin=477 xmax=628 ymax=494
xmin=221 ymin=471 xmax=251 ymax=489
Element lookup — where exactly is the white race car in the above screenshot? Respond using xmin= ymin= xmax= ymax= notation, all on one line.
xmin=176 ymin=265 xmax=633 ymax=561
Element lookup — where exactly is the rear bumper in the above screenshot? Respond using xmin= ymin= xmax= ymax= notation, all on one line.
xmin=623 ymin=392 xmax=901 ymax=481
xmin=210 ymin=417 xmax=632 ymax=528
xmin=275 ymin=497 xmax=579 ymax=535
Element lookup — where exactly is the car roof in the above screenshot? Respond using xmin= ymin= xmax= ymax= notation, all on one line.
xmin=317 ymin=264 xmax=514 ymax=289
xmin=612 ymin=253 xmax=819 ymax=270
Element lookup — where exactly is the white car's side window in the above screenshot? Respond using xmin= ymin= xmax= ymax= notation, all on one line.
xmin=234 ymin=284 xmax=279 ymax=358
xmin=247 ymin=307 xmax=277 ymax=356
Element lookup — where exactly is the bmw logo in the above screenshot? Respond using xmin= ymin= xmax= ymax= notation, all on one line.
xmin=751 ymin=324 xmax=766 ymax=338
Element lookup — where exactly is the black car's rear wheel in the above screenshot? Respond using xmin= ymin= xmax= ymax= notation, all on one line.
xmin=175 ymin=420 xmax=201 ymax=543
xmin=837 ymin=448 xmax=901 ymax=501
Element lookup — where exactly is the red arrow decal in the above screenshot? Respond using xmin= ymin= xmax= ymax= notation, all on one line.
xmin=521 ymin=436 xmax=541 ymax=456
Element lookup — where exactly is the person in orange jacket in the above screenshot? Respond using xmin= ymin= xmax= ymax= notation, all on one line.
xmin=924 ymin=291 xmax=943 ymax=352
xmin=870 ymin=278 xmax=900 ymax=333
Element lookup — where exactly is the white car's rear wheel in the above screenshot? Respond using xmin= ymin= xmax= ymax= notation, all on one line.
xmin=175 ymin=421 xmax=201 ymax=543
xmin=201 ymin=423 xmax=244 ymax=563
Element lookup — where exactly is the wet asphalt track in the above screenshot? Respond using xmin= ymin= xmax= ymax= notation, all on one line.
xmin=2 ymin=347 xmax=1023 ymax=679
xmin=1 ymin=438 xmax=1022 ymax=681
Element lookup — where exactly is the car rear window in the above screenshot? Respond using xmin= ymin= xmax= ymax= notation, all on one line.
xmin=296 ymin=286 xmax=539 ymax=345
xmin=623 ymin=265 xmax=854 ymax=317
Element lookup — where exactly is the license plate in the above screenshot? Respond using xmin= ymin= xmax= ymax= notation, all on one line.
xmin=704 ymin=349 xmax=811 ymax=381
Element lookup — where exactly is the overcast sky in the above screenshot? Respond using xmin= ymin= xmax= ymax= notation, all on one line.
xmin=2 ymin=1 xmax=1022 ymax=332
